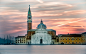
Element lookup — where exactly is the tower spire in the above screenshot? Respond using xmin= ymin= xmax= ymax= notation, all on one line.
xmin=28 ymin=5 xmax=31 ymax=14
xmin=27 ymin=5 xmax=32 ymax=30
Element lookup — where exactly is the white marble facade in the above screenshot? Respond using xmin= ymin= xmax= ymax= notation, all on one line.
xmin=31 ymin=25 xmax=51 ymax=44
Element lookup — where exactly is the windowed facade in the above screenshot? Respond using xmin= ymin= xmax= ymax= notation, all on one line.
xmin=59 ymin=37 xmax=82 ymax=44
xmin=15 ymin=37 xmax=26 ymax=44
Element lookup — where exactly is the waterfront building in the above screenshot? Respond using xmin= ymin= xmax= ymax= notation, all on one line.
xmin=15 ymin=5 xmax=56 ymax=45
xmin=15 ymin=36 xmax=26 ymax=45
xmin=58 ymin=34 xmax=82 ymax=44
xmin=15 ymin=5 xmax=86 ymax=45
xmin=58 ymin=33 xmax=86 ymax=44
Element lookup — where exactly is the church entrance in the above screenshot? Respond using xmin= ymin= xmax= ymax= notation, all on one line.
xmin=40 ymin=39 xmax=43 ymax=44
xmin=28 ymin=42 xmax=29 ymax=45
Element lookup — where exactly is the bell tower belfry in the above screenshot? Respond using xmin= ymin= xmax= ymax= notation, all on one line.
xmin=27 ymin=5 xmax=32 ymax=30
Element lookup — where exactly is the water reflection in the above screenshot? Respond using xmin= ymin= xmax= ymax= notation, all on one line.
xmin=0 ymin=45 xmax=86 ymax=54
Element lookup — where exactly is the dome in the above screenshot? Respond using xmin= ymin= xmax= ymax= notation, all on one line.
xmin=37 ymin=19 xmax=47 ymax=29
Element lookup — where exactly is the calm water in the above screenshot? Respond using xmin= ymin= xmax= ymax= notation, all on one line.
xmin=0 ymin=45 xmax=86 ymax=54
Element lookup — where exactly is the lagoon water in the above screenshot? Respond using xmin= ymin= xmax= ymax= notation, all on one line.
xmin=0 ymin=45 xmax=86 ymax=54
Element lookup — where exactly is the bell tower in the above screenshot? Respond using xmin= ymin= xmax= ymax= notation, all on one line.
xmin=27 ymin=5 xmax=32 ymax=30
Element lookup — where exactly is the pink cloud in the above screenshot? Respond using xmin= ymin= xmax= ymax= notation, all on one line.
xmin=0 ymin=10 xmax=27 ymax=15
xmin=63 ymin=10 xmax=86 ymax=16
xmin=0 ymin=2 xmax=86 ymax=36
xmin=32 ymin=18 xmax=86 ymax=35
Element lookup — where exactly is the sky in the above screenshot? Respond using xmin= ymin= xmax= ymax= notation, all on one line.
xmin=0 ymin=0 xmax=86 ymax=37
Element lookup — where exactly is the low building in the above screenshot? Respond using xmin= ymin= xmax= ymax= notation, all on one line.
xmin=58 ymin=33 xmax=86 ymax=45
xmin=15 ymin=36 xmax=26 ymax=45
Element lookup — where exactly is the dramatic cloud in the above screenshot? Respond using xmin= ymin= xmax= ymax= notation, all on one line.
xmin=0 ymin=0 xmax=86 ymax=37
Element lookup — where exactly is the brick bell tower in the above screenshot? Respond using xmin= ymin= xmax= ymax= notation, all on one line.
xmin=27 ymin=5 xmax=32 ymax=30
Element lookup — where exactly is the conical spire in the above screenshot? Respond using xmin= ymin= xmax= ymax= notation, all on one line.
xmin=27 ymin=5 xmax=32 ymax=19
xmin=28 ymin=5 xmax=31 ymax=14
xmin=40 ymin=19 xmax=43 ymax=24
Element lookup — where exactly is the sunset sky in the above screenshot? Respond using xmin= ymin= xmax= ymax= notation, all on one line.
xmin=0 ymin=0 xmax=86 ymax=37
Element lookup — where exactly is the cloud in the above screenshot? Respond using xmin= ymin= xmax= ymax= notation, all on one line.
xmin=0 ymin=0 xmax=86 ymax=36
xmin=36 ymin=0 xmax=44 ymax=3
xmin=32 ymin=10 xmax=86 ymax=19
xmin=63 ymin=10 xmax=86 ymax=16
xmin=74 ymin=28 xmax=86 ymax=31
xmin=0 ymin=14 xmax=27 ymax=36
xmin=32 ymin=2 xmax=73 ymax=12
xmin=0 ymin=0 xmax=37 ymax=3
xmin=0 ymin=10 xmax=27 ymax=16
xmin=53 ymin=18 xmax=86 ymax=27
xmin=41 ymin=18 xmax=86 ymax=34
xmin=58 ymin=25 xmax=82 ymax=28
xmin=75 ymin=2 xmax=86 ymax=5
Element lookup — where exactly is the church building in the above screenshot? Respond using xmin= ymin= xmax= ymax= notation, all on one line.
xmin=15 ymin=5 xmax=56 ymax=45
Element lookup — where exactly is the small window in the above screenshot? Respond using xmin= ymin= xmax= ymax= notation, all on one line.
xmin=63 ymin=39 xmax=64 ymax=40
xmin=71 ymin=38 xmax=74 ymax=40
xmin=66 ymin=39 xmax=67 ymax=40
xmin=66 ymin=42 xmax=67 ymax=43
xmin=69 ymin=39 xmax=70 ymax=40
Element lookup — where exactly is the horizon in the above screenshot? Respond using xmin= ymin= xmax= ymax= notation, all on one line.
xmin=0 ymin=0 xmax=86 ymax=37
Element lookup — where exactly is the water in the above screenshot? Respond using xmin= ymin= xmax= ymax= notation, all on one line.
xmin=0 ymin=45 xmax=86 ymax=54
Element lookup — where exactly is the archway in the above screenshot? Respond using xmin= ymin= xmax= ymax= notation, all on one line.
xmin=61 ymin=42 xmax=64 ymax=44
xmin=40 ymin=39 xmax=43 ymax=44
xmin=28 ymin=42 xmax=29 ymax=45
